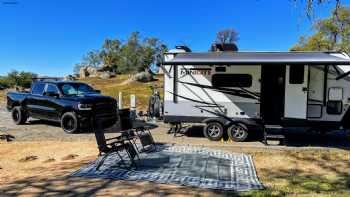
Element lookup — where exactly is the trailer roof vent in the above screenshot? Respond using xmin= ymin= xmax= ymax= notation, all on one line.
xmin=211 ymin=43 xmax=238 ymax=52
xmin=175 ymin=45 xmax=192 ymax=52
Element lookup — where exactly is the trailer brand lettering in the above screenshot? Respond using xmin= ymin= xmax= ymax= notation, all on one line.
xmin=180 ymin=68 xmax=211 ymax=76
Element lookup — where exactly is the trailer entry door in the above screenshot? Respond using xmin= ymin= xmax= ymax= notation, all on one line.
xmin=284 ymin=65 xmax=309 ymax=119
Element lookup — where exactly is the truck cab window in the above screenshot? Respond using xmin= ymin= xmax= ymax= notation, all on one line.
xmin=289 ymin=65 xmax=304 ymax=84
xmin=32 ymin=83 xmax=46 ymax=95
xmin=46 ymin=84 xmax=59 ymax=94
xmin=60 ymin=83 xmax=95 ymax=96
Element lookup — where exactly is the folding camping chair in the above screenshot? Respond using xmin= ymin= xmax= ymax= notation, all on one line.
xmin=117 ymin=129 xmax=140 ymax=152
xmin=94 ymin=119 xmax=139 ymax=171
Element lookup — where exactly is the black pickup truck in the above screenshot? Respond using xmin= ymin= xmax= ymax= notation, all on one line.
xmin=7 ymin=80 xmax=118 ymax=133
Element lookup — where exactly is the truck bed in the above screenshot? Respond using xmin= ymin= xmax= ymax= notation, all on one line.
xmin=6 ymin=91 xmax=30 ymax=110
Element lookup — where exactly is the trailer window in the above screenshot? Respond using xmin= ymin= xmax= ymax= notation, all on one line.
xmin=215 ymin=67 xmax=226 ymax=72
xmin=328 ymin=87 xmax=343 ymax=101
xmin=32 ymin=83 xmax=46 ymax=95
xmin=289 ymin=65 xmax=304 ymax=84
xmin=212 ymin=74 xmax=252 ymax=87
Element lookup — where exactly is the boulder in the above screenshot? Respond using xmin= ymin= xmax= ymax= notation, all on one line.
xmin=64 ymin=75 xmax=76 ymax=81
xmin=98 ymin=72 xmax=111 ymax=79
xmin=134 ymin=71 xmax=153 ymax=82
xmin=86 ymin=67 xmax=98 ymax=77
xmin=79 ymin=67 xmax=88 ymax=79
xmin=79 ymin=66 xmax=99 ymax=78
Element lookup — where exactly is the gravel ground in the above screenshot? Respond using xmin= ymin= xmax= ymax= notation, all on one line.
xmin=1 ymin=105 xmax=350 ymax=150
xmin=0 ymin=105 xmax=98 ymax=141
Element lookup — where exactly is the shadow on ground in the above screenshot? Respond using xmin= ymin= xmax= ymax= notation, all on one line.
xmin=0 ymin=158 xmax=239 ymax=197
xmin=27 ymin=119 xmax=60 ymax=127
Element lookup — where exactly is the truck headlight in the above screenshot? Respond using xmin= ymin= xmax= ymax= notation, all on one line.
xmin=78 ymin=103 xmax=93 ymax=110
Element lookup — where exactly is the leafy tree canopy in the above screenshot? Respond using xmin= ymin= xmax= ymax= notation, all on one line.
xmin=74 ymin=32 xmax=167 ymax=74
xmin=291 ymin=6 xmax=350 ymax=53
xmin=294 ymin=0 xmax=341 ymax=18
xmin=0 ymin=70 xmax=38 ymax=89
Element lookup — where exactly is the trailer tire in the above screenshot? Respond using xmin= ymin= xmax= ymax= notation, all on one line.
xmin=12 ymin=106 xmax=27 ymax=125
xmin=228 ymin=123 xmax=248 ymax=142
xmin=203 ymin=122 xmax=224 ymax=141
xmin=61 ymin=112 xmax=79 ymax=134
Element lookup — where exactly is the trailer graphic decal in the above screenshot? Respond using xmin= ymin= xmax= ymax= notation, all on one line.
xmin=178 ymin=81 xmax=260 ymax=100
xmin=167 ymin=91 xmax=223 ymax=106
xmin=167 ymin=91 xmax=228 ymax=117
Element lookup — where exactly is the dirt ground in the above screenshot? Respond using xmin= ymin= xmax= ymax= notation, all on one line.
xmin=1 ymin=141 xmax=350 ymax=197
xmin=1 ymin=97 xmax=350 ymax=196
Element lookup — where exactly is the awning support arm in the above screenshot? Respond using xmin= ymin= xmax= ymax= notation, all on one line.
xmin=336 ymin=70 xmax=350 ymax=80
xmin=332 ymin=65 xmax=341 ymax=75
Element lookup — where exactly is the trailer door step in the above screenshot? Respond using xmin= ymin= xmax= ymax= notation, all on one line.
xmin=263 ymin=125 xmax=286 ymax=145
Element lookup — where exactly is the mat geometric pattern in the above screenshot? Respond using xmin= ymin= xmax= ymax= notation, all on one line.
xmin=71 ymin=144 xmax=264 ymax=191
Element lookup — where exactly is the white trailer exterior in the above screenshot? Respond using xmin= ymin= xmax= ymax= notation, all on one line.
xmin=161 ymin=48 xmax=350 ymax=141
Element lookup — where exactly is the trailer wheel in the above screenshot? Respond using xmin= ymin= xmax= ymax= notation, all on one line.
xmin=11 ymin=106 xmax=27 ymax=125
xmin=228 ymin=123 xmax=248 ymax=142
xmin=203 ymin=122 xmax=224 ymax=141
xmin=61 ymin=112 xmax=79 ymax=134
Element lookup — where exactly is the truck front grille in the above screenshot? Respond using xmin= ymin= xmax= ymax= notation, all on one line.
xmin=94 ymin=102 xmax=117 ymax=117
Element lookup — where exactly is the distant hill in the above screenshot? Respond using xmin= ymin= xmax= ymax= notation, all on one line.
xmin=80 ymin=74 xmax=163 ymax=111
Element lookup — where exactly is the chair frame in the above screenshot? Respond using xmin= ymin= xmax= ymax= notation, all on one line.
xmin=134 ymin=125 xmax=156 ymax=152
xmin=93 ymin=118 xmax=140 ymax=171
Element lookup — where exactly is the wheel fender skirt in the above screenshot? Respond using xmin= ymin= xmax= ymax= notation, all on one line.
xmin=202 ymin=117 xmax=261 ymax=127
xmin=202 ymin=117 xmax=232 ymax=127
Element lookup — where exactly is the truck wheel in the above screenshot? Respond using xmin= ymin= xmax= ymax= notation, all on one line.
xmin=203 ymin=122 xmax=224 ymax=141
xmin=228 ymin=123 xmax=248 ymax=142
xmin=12 ymin=106 xmax=27 ymax=125
xmin=61 ymin=112 xmax=79 ymax=134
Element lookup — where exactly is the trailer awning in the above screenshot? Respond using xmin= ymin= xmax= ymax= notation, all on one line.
xmin=162 ymin=52 xmax=350 ymax=65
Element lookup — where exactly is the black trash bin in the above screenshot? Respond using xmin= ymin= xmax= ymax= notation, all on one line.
xmin=119 ymin=108 xmax=132 ymax=130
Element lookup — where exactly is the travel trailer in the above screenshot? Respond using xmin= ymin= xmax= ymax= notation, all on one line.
xmin=160 ymin=45 xmax=350 ymax=142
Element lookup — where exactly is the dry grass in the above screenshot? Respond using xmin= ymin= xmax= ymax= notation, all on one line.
xmin=245 ymin=149 xmax=350 ymax=196
xmin=1 ymin=141 xmax=350 ymax=196
xmin=80 ymin=75 xmax=163 ymax=111
xmin=0 ymin=90 xmax=6 ymax=104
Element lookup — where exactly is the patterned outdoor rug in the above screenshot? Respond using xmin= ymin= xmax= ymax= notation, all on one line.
xmin=71 ymin=145 xmax=264 ymax=191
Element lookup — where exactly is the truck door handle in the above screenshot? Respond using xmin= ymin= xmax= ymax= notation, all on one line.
xmin=302 ymin=87 xmax=308 ymax=92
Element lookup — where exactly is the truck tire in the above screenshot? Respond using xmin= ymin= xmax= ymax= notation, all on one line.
xmin=203 ymin=122 xmax=224 ymax=141
xmin=12 ymin=106 xmax=27 ymax=125
xmin=61 ymin=112 xmax=79 ymax=134
xmin=228 ymin=123 xmax=248 ymax=142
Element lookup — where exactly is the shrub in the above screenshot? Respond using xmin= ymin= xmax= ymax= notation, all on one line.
xmin=0 ymin=76 xmax=10 ymax=89
xmin=0 ymin=70 xmax=38 ymax=89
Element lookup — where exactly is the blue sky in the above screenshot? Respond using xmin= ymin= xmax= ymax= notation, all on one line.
xmin=0 ymin=0 xmax=346 ymax=76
